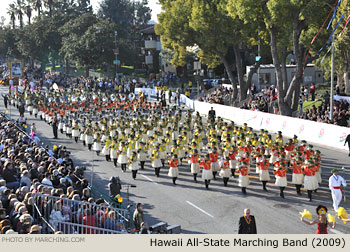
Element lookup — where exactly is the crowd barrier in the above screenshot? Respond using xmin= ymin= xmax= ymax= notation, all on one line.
xmin=334 ymin=95 xmax=350 ymax=103
xmin=135 ymin=88 xmax=195 ymax=110
xmin=135 ymin=88 xmax=350 ymax=151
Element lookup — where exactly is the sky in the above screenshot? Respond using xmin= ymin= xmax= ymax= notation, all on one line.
xmin=0 ymin=0 xmax=162 ymax=25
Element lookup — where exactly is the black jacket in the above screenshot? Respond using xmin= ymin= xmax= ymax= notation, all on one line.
xmin=238 ymin=215 xmax=257 ymax=234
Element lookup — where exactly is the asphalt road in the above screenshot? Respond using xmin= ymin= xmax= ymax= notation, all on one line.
xmin=1 ymin=86 xmax=350 ymax=234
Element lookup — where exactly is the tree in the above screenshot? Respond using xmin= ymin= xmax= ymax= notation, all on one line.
xmin=24 ymin=1 xmax=33 ymax=25
xmin=43 ymin=0 xmax=55 ymax=17
xmin=316 ymin=0 xmax=350 ymax=95
xmin=60 ymin=13 xmax=117 ymax=76
xmin=32 ymin=0 xmax=42 ymax=17
xmin=16 ymin=0 xmax=25 ymax=29
xmin=233 ymin=0 xmax=333 ymax=115
xmin=156 ymin=0 xmax=261 ymax=102
xmin=7 ymin=3 xmax=17 ymax=29
xmin=98 ymin=0 xmax=152 ymax=68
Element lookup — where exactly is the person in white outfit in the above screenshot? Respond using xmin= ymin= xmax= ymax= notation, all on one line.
xmin=328 ymin=169 xmax=347 ymax=212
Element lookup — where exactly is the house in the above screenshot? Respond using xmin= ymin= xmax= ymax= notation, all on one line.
xmin=246 ymin=64 xmax=325 ymax=90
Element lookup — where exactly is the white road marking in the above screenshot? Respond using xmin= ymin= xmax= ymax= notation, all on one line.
xmin=186 ymin=200 xmax=214 ymax=218
xmin=141 ymin=174 xmax=158 ymax=184
xmin=329 ymin=229 xmax=344 ymax=234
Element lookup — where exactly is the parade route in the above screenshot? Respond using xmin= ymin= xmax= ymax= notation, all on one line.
xmin=1 ymin=87 xmax=350 ymax=234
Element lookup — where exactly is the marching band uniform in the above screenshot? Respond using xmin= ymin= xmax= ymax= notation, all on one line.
xmin=258 ymin=155 xmax=270 ymax=191
xmin=219 ymin=157 xmax=231 ymax=186
xmin=189 ymin=151 xmax=200 ymax=182
xmin=151 ymin=146 xmax=162 ymax=177
xmin=168 ymin=155 xmax=179 ymax=185
xmin=117 ymin=143 xmax=128 ymax=172
xmin=237 ymin=161 xmax=249 ymax=194
xmin=289 ymin=158 xmax=304 ymax=195
xmin=128 ymin=152 xmax=139 ymax=180
xmin=200 ymin=155 xmax=213 ymax=189
xmin=273 ymin=164 xmax=287 ymax=198
xmin=137 ymin=142 xmax=147 ymax=170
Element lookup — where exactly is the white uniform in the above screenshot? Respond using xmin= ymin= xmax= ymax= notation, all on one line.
xmin=329 ymin=174 xmax=347 ymax=212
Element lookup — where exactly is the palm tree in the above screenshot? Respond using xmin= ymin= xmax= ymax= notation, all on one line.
xmin=7 ymin=3 xmax=17 ymax=29
xmin=43 ymin=0 xmax=55 ymax=17
xmin=16 ymin=0 xmax=25 ymax=29
xmin=33 ymin=0 xmax=42 ymax=17
xmin=24 ymin=1 xmax=32 ymax=25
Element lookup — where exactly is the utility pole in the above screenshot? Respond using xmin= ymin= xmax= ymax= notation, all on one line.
xmin=257 ymin=35 xmax=261 ymax=90
xmin=330 ymin=35 xmax=334 ymax=121
xmin=114 ymin=31 xmax=119 ymax=84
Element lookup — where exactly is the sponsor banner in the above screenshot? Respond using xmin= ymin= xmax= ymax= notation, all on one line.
xmin=194 ymin=101 xmax=350 ymax=151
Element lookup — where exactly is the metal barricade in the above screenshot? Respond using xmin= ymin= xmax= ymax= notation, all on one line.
xmin=32 ymin=193 xmax=129 ymax=234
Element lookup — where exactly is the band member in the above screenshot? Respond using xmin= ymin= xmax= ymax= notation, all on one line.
xmin=190 ymin=149 xmax=200 ymax=182
xmin=209 ymin=147 xmax=220 ymax=179
xmin=137 ymin=142 xmax=147 ymax=170
xmin=168 ymin=154 xmax=179 ymax=185
xmin=200 ymin=154 xmax=213 ymax=189
xmin=128 ymin=152 xmax=139 ymax=180
xmin=237 ymin=161 xmax=249 ymax=194
xmin=273 ymin=163 xmax=287 ymax=198
xmin=258 ymin=155 xmax=270 ymax=191
xmin=219 ymin=157 xmax=231 ymax=187
xmin=117 ymin=142 xmax=128 ymax=172
xmin=151 ymin=145 xmax=162 ymax=177
xmin=289 ymin=157 xmax=304 ymax=195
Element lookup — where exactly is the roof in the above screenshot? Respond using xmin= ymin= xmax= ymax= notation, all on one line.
xmin=139 ymin=25 xmax=155 ymax=34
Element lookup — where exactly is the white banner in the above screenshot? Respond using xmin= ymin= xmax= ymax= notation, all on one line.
xmin=334 ymin=95 xmax=350 ymax=103
xmin=194 ymin=100 xmax=350 ymax=151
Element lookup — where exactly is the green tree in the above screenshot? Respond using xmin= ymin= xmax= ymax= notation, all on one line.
xmin=156 ymin=0 xmax=261 ymax=101
xmin=24 ymin=0 xmax=33 ymax=25
xmin=7 ymin=3 xmax=17 ymax=29
xmin=233 ymin=0 xmax=333 ymax=115
xmin=60 ymin=13 xmax=117 ymax=76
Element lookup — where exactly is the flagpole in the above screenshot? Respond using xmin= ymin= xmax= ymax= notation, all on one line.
xmin=330 ymin=35 xmax=334 ymax=122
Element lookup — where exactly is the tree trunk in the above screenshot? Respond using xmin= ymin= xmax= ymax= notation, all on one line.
xmin=86 ymin=66 xmax=89 ymax=77
xmin=214 ymin=49 xmax=238 ymax=101
xmin=65 ymin=59 xmax=70 ymax=76
xmin=233 ymin=45 xmax=246 ymax=101
xmin=269 ymin=27 xmax=289 ymax=115
xmin=337 ymin=72 xmax=343 ymax=92
xmin=344 ymin=72 xmax=350 ymax=95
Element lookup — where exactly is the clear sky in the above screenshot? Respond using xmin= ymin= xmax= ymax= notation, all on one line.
xmin=0 ymin=0 xmax=161 ymax=25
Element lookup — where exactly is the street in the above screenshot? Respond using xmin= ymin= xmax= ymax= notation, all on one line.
xmin=1 ymin=86 xmax=350 ymax=234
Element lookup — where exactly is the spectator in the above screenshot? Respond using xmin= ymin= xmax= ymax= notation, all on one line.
xmin=49 ymin=201 xmax=65 ymax=232
xmin=304 ymin=87 xmax=309 ymax=101
xmin=323 ymin=91 xmax=330 ymax=105
xmin=104 ymin=211 xmax=120 ymax=233
xmin=310 ymin=83 xmax=316 ymax=101
xmin=133 ymin=203 xmax=144 ymax=232
xmin=20 ymin=170 xmax=32 ymax=187
xmin=82 ymin=208 xmax=97 ymax=234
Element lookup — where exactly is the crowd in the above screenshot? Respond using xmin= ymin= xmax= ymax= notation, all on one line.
xmin=0 ymin=113 xmax=128 ymax=234
xmin=198 ymin=85 xmax=234 ymax=105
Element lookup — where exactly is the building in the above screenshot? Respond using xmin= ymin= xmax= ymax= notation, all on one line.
xmin=138 ymin=25 xmax=162 ymax=73
xmin=138 ymin=24 xmax=176 ymax=74
xmin=246 ymin=64 xmax=325 ymax=90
